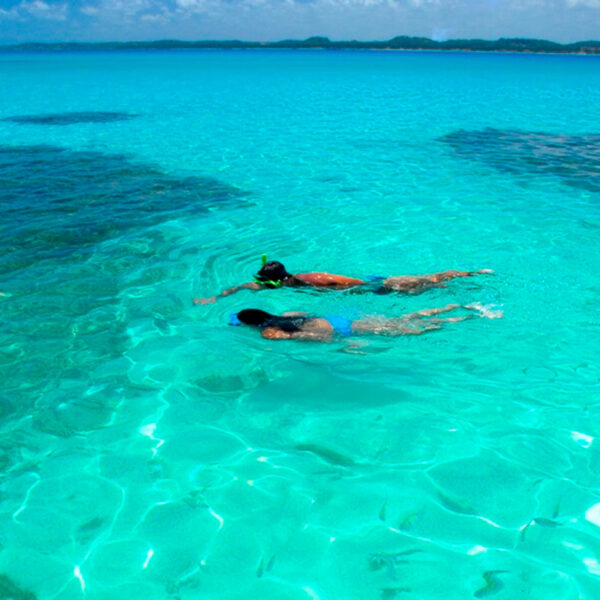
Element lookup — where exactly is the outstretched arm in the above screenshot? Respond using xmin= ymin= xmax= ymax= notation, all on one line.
xmin=193 ymin=282 xmax=262 ymax=305
xmin=261 ymin=327 xmax=330 ymax=342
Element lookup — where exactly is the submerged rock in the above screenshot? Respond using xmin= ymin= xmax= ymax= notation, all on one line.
xmin=0 ymin=144 xmax=249 ymax=427
xmin=3 ymin=111 xmax=139 ymax=125
xmin=0 ymin=144 xmax=247 ymax=275
xmin=0 ymin=573 xmax=36 ymax=600
xmin=440 ymin=127 xmax=600 ymax=192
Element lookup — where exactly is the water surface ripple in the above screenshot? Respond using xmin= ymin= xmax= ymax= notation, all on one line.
xmin=0 ymin=50 xmax=599 ymax=600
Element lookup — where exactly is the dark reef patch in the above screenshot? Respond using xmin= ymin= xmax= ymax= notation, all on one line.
xmin=0 ymin=145 xmax=248 ymax=432
xmin=440 ymin=128 xmax=600 ymax=193
xmin=3 ymin=111 xmax=139 ymax=125
xmin=0 ymin=574 xmax=36 ymax=600
xmin=0 ymin=144 xmax=247 ymax=275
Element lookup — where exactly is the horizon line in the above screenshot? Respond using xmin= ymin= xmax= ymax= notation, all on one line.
xmin=2 ymin=35 xmax=600 ymax=52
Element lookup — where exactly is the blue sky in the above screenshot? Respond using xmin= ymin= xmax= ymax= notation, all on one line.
xmin=1 ymin=0 xmax=599 ymax=44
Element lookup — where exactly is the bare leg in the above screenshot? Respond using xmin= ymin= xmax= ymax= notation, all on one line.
xmin=382 ymin=275 xmax=435 ymax=293
xmin=383 ymin=269 xmax=493 ymax=293
xmin=351 ymin=301 xmax=501 ymax=337
xmin=384 ymin=315 xmax=471 ymax=336
xmin=351 ymin=310 xmax=470 ymax=336
xmin=429 ymin=269 xmax=493 ymax=283
xmin=400 ymin=303 xmax=461 ymax=320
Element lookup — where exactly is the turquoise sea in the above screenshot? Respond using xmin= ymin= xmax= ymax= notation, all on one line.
xmin=1 ymin=49 xmax=600 ymax=599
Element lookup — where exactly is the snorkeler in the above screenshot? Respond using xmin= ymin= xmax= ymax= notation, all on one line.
xmin=193 ymin=255 xmax=493 ymax=304
xmin=228 ymin=304 xmax=502 ymax=342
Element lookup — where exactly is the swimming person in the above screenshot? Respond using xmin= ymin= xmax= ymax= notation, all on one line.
xmin=228 ymin=304 xmax=502 ymax=341
xmin=194 ymin=256 xmax=493 ymax=304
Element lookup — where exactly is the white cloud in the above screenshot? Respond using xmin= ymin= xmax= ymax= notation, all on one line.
xmin=0 ymin=0 xmax=68 ymax=20
xmin=2 ymin=0 xmax=600 ymax=42
xmin=80 ymin=4 xmax=100 ymax=16
xmin=510 ymin=0 xmax=600 ymax=7
xmin=141 ymin=11 xmax=166 ymax=21
xmin=24 ymin=0 xmax=68 ymax=20
xmin=565 ymin=0 xmax=600 ymax=6
xmin=105 ymin=0 xmax=154 ymax=16
xmin=176 ymin=0 xmax=203 ymax=7
xmin=174 ymin=0 xmax=258 ymax=16
xmin=78 ymin=0 xmax=167 ymax=20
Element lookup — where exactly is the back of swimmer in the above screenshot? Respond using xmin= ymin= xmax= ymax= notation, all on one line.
xmin=232 ymin=309 xmax=334 ymax=341
xmin=230 ymin=304 xmax=501 ymax=342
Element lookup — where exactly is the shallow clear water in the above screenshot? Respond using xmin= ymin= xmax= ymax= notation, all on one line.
xmin=1 ymin=50 xmax=600 ymax=599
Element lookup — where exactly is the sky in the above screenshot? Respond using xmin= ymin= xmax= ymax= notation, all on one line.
xmin=0 ymin=0 xmax=599 ymax=44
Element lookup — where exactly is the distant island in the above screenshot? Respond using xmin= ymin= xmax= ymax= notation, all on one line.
xmin=3 ymin=36 xmax=600 ymax=54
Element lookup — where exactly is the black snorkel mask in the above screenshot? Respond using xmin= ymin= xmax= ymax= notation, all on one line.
xmin=254 ymin=254 xmax=284 ymax=288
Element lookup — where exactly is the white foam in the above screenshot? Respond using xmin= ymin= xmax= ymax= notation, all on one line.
xmin=583 ymin=557 xmax=600 ymax=575
xmin=302 ymin=586 xmax=321 ymax=600
xmin=585 ymin=503 xmax=600 ymax=527
xmin=74 ymin=566 xmax=85 ymax=592
xmin=572 ymin=431 xmax=594 ymax=448
xmin=142 ymin=549 xmax=154 ymax=569
xmin=139 ymin=423 xmax=156 ymax=437
xmin=466 ymin=302 xmax=504 ymax=319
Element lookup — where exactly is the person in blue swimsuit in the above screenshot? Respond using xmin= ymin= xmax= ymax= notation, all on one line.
xmin=229 ymin=304 xmax=501 ymax=341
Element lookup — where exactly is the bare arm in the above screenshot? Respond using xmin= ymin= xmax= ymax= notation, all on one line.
xmin=194 ymin=281 xmax=262 ymax=305
xmin=261 ymin=328 xmax=330 ymax=342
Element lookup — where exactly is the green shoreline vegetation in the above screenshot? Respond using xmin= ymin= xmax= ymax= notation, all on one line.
xmin=2 ymin=36 xmax=600 ymax=54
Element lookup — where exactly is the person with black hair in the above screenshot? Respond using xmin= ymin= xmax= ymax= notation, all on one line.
xmin=228 ymin=303 xmax=501 ymax=341
xmin=194 ymin=258 xmax=493 ymax=305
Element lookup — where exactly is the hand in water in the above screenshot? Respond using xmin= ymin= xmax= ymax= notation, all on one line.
xmin=193 ymin=296 xmax=217 ymax=305
xmin=466 ymin=302 xmax=503 ymax=319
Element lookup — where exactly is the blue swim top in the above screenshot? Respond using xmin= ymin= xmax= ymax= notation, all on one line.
xmin=229 ymin=313 xmax=242 ymax=326
xmin=325 ymin=315 xmax=353 ymax=337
